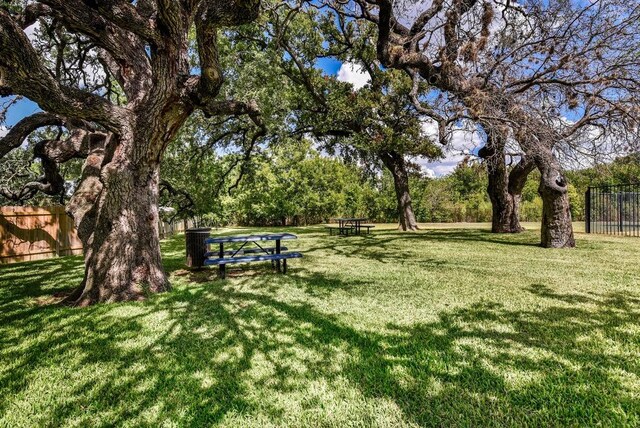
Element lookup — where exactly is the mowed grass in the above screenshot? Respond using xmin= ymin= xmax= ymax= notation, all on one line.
xmin=1 ymin=223 xmax=639 ymax=427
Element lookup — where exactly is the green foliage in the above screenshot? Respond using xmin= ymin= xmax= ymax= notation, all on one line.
xmin=0 ymin=129 xmax=82 ymax=206
xmin=223 ymin=140 xmax=372 ymax=225
xmin=162 ymin=135 xmax=538 ymax=225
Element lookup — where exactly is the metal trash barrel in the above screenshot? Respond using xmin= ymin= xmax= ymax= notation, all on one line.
xmin=185 ymin=228 xmax=211 ymax=269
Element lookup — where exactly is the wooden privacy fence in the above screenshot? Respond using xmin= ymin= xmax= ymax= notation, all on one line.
xmin=0 ymin=206 xmax=82 ymax=264
xmin=1 ymin=206 xmax=196 ymax=264
xmin=159 ymin=218 xmax=196 ymax=239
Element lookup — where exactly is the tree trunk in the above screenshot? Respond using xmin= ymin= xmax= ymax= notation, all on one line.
xmin=537 ymin=158 xmax=575 ymax=248
xmin=507 ymin=156 xmax=536 ymax=231
xmin=63 ymin=104 xmax=191 ymax=306
xmin=379 ymin=151 xmax=419 ymax=231
xmin=483 ymin=149 xmax=516 ymax=233
xmin=480 ymin=132 xmax=519 ymax=233
xmin=480 ymin=129 xmax=535 ymax=234
xmin=65 ymin=152 xmax=169 ymax=306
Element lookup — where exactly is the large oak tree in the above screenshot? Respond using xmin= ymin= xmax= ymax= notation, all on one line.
xmin=260 ymin=2 xmax=442 ymax=231
xmin=0 ymin=0 xmax=264 ymax=305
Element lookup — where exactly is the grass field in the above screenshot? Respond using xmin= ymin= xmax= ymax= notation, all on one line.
xmin=1 ymin=223 xmax=639 ymax=427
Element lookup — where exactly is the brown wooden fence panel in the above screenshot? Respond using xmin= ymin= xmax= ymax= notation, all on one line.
xmin=1 ymin=206 xmax=195 ymax=264
xmin=159 ymin=218 xmax=196 ymax=239
xmin=0 ymin=206 xmax=83 ymax=264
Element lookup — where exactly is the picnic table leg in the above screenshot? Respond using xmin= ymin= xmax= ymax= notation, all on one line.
xmin=219 ymin=243 xmax=225 ymax=279
xmin=283 ymin=259 xmax=288 ymax=274
xmin=275 ymin=239 xmax=282 ymax=272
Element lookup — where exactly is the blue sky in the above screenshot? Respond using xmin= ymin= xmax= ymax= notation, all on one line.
xmin=316 ymin=58 xmax=342 ymax=75
xmin=1 ymin=98 xmax=41 ymax=127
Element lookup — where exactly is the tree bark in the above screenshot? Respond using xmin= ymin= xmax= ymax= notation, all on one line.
xmin=479 ymin=127 xmax=536 ymax=233
xmin=379 ymin=151 xmax=419 ymax=231
xmin=72 ymin=171 xmax=167 ymax=305
xmin=480 ymin=143 xmax=514 ymax=233
xmin=536 ymin=156 xmax=575 ymax=248
xmin=62 ymin=129 xmax=173 ymax=305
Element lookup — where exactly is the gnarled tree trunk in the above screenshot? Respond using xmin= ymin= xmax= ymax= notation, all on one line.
xmin=68 ymin=160 xmax=168 ymax=305
xmin=479 ymin=130 xmax=534 ymax=233
xmin=536 ymin=156 xmax=575 ymax=248
xmin=479 ymin=134 xmax=514 ymax=233
xmin=513 ymin=121 xmax=575 ymax=248
xmin=379 ymin=150 xmax=419 ymax=231
xmin=64 ymin=116 xmax=189 ymax=305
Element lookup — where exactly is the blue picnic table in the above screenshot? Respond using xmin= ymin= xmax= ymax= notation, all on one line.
xmin=204 ymin=233 xmax=302 ymax=278
xmin=327 ymin=218 xmax=374 ymax=236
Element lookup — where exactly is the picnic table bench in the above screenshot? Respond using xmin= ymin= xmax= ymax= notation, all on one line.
xmin=326 ymin=218 xmax=374 ymax=236
xmin=204 ymin=233 xmax=301 ymax=279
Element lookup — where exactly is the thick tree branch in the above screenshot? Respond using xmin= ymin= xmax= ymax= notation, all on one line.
xmin=15 ymin=2 xmax=52 ymax=28
xmin=78 ymin=0 xmax=161 ymax=44
xmin=0 ymin=113 xmax=63 ymax=158
xmin=0 ymin=9 xmax=128 ymax=131
xmin=199 ymin=99 xmax=266 ymax=133
xmin=204 ymin=0 xmax=261 ymax=26
xmin=195 ymin=5 xmax=224 ymax=99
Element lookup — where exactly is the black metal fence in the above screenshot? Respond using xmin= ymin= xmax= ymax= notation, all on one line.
xmin=585 ymin=183 xmax=640 ymax=236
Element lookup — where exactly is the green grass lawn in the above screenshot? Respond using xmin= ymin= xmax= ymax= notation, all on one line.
xmin=1 ymin=223 xmax=639 ymax=427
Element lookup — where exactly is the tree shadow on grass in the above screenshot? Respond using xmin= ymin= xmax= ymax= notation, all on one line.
xmin=305 ymin=228 xmax=540 ymax=258
xmin=418 ymin=228 xmax=543 ymax=247
xmin=1 ymin=258 xmax=639 ymax=426
xmin=1 ymin=232 xmax=639 ymax=425
xmin=160 ymin=227 xmax=539 ymax=277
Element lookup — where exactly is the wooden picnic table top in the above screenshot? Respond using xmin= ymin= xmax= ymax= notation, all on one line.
xmin=205 ymin=233 xmax=298 ymax=244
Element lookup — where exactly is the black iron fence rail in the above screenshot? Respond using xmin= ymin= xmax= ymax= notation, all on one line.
xmin=585 ymin=183 xmax=640 ymax=237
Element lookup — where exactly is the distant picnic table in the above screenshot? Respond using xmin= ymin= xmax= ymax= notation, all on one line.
xmin=204 ymin=233 xmax=302 ymax=279
xmin=326 ymin=218 xmax=374 ymax=236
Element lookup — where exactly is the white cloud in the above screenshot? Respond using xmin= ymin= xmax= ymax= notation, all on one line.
xmin=24 ymin=21 xmax=40 ymax=42
xmin=421 ymin=166 xmax=437 ymax=178
xmin=0 ymin=126 xmax=8 ymax=138
xmin=337 ymin=62 xmax=370 ymax=90
xmin=417 ymin=156 xmax=467 ymax=177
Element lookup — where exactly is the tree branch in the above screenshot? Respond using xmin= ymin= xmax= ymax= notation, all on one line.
xmin=0 ymin=113 xmax=63 ymax=158
xmin=0 ymin=9 xmax=128 ymax=131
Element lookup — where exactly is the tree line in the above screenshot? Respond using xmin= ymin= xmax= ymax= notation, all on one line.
xmin=160 ymin=137 xmax=640 ymax=227
xmin=6 ymin=133 xmax=639 ymax=228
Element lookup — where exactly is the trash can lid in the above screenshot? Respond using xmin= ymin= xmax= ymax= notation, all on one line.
xmin=186 ymin=228 xmax=212 ymax=233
